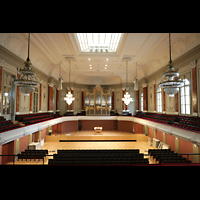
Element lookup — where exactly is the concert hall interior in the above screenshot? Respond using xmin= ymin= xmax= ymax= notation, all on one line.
xmin=0 ymin=33 xmax=200 ymax=166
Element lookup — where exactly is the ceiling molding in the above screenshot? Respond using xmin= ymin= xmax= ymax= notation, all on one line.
xmin=0 ymin=44 xmax=49 ymax=81
xmin=1 ymin=33 xmax=200 ymax=86
xmin=146 ymin=43 xmax=200 ymax=84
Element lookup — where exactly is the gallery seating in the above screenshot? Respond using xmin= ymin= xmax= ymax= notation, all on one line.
xmin=48 ymin=149 xmax=149 ymax=166
xmin=15 ymin=112 xmax=54 ymax=125
xmin=134 ymin=112 xmax=200 ymax=132
xmin=0 ymin=116 xmax=20 ymax=133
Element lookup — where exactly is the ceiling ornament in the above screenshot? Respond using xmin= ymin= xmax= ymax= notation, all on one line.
xmin=159 ymin=33 xmax=184 ymax=97
xmin=14 ymin=33 xmax=40 ymax=95
xmin=122 ymin=57 xmax=133 ymax=106
xmin=64 ymin=57 xmax=75 ymax=105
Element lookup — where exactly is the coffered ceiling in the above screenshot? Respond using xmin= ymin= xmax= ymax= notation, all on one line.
xmin=1 ymin=33 xmax=200 ymax=85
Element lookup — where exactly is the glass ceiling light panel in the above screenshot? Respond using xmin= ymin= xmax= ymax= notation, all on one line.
xmin=75 ymin=33 xmax=123 ymax=53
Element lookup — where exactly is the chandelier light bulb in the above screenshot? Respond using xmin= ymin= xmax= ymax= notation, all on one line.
xmin=64 ymin=90 xmax=75 ymax=105
xmin=122 ymin=90 xmax=133 ymax=106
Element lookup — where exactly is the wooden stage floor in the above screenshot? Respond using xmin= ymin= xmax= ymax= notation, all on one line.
xmin=8 ymin=131 xmax=157 ymax=165
xmin=43 ymin=131 xmax=153 ymax=154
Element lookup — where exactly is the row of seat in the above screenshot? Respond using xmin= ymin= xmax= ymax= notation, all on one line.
xmin=49 ymin=149 xmax=149 ymax=166
xmin=18 ymin=150 xmax=48 ymax=160
xmin=148 ymin=149 xmax=191 ymax=164
xmin=48 ymin=159 xmax=149 ymax=166
xmin=15 ymin=112 xmax=50 ymax=121
xmin=0 ymin=120 xmax=13 ymax=126
xmin=16 ymin=112 xmax=61 ymax=126
xmin=24 ymin=149 xmax=48 ymax=154
xmin=0 ymin=116 xmax=20 ymax=133
xmin=0 ymin=124 xmax=21 ymax=133
xmin=0 ymin=116 xmax=5 ymax=121
xmin=28 ymin=117 xmax=54 ymax=125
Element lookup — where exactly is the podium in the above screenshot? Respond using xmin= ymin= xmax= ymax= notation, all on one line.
xmin=94 ymin=127 xmax=103 ymax=134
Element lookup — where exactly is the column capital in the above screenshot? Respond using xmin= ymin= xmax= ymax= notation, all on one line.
xmin=0 ymin=59 xmax=5 ymax=66
xmin=190 ymin=60 xmax=197 ymax=68
xmin=48 ymin=82 xmax=54 ymax=87
xmin=142 ymin=83 xmax=148 ymax=88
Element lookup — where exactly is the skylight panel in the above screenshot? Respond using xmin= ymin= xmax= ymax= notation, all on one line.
xmin=75 ymin=33 xmax=123 ymax=53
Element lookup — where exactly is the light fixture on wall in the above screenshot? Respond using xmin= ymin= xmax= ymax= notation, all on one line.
xmin=122 ymin=57 xmax=133 ymax=105
xmin=64 ymin=57 xmax=75 ymax=105
xmin=159 ymin=33 xmax=184 ymax=97
xmin=134 ymin=62 xmax=138 ymax=91
xmin=14 ymin=33 xmax=40 ymax=95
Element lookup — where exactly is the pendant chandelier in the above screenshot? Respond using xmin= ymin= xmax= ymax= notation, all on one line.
xmin=159 ymin=33 xmax=184 ymax=97
xmin=64 ymin=57 xmax=75 ymax=105
xmin=122 ymin=57 xmax=133 ymax=105
xmin=14 ymin=33 xmax=40 ymax=95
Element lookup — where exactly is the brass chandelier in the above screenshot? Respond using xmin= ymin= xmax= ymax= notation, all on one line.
xmin=14 ymin=33 xmax=40 ymax=95
xmin=122 ymin=57 xmax=133 ymax=105
xmin=159 ymin=33 xmax=184 ymax=97
xmin=64 ymin=57 xmax=75 ymax=105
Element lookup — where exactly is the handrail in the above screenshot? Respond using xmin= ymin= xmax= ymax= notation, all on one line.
xmin=0 ymin=154 xmax=53 ymax=165
xmin=1 ymin=153 xmax=200 ymax=165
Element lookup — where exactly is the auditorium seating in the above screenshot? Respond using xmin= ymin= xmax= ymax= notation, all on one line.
xmin=64 ymin=111 xmax=74 ymax=116
xmin=134 ymin=112 xmax=200 ymax=132
xmin=18 ymin=149 xmax=48 ymax=161
xmin=148 ymin=149 xmax=191 ymax=164
xmin=15 ymin=112 xmax=54 ymax=125
xmin=0 ymin=116 xmax=20 ymax=133
xmin=48 ymin=149 xmax=149 ymax=166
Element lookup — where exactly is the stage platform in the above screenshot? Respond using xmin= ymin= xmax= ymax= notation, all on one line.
xmin=45 ymin=131 xmax=149 ymax=142
xmin=42 ymin=131 xmax=155 ymax=156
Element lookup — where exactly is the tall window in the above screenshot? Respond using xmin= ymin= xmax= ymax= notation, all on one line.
xmin=3 ymin=73 xmax=12 ymax=116
xmin=141 ymin=92 xmax=143 ymax=111
xmin=33 ymin=88 xmax=38 ymax=113
xmin=180 ymin=79 xmax=190 ymax=114
xmin=157 ymin=87 xmax=162 ymax=112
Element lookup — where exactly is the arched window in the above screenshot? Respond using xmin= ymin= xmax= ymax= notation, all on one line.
xmin=180 ymin=79 xmax=190 ymax=114
xmin=157 ymin=86 xmax=162 ymax=112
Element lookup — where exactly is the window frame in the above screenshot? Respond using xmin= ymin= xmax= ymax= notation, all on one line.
xmin=141 ymin=92 xmax=143 ymax=111
xmin=157 ymin=86 xmax=162 ymax=113
xmin=180 ymin=79 xmax=191 ymax=115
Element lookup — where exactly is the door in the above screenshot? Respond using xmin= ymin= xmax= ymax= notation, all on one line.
xmin=193 ymin=144 xmax=199 ymax=163
xmin=175 ymin=137 xmax=179 ymax=154
xmin=52 ymin=124 xmax=58 ymax=134
xmin=15 ymin=139 xmax=20 ymax=161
